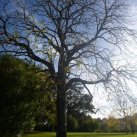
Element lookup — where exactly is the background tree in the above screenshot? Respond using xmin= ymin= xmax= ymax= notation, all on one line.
xmin=111 ymin=95 xmax=137 ymax=134
xmin=67 ymin=115 xmax=78 ymax=132
xmin=67 ymin=83 xmax=94 ymax=116
xmin=0 ymin=0 xmax=137 ymax=137
xmin=78 ymin=115 xmax=99 ymax=132
xmin=99 ymin=118 xmax=109 ymax=132
xmin=67 ymin=83 xmax=95 ymax=131
xmin=107 ymin=115 xmax=118 ymax=132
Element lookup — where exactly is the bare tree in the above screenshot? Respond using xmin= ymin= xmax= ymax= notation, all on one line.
xmin=114 ymin=99 xmax=129 ymax=134
xmin=112 ymin=95 xmax=137 ymax=134
xmin=0 ymin=0 xmax=137 ymax=137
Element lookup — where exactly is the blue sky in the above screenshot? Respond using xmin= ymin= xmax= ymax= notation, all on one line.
xmin=129 ymin=0 xmax=137 ymax=6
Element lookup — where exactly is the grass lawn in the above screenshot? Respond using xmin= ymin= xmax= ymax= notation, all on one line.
xmin=24 ymin=132 xmax=137 ymax=137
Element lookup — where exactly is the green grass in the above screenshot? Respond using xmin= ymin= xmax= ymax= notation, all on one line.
xmin=24 ymin=132 xmax=137 ymax=137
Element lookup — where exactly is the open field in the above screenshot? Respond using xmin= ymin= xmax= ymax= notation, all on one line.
xmin=24 ymin=132 xmax=137 ymax=137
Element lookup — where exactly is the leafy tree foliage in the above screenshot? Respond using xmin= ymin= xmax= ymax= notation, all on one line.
xmin=67 ymin=83 xmax=95 ymax=131
xmin=34 ymin=91 xmax=56 ymax=132
xmin=107 ymin=116 xmax=118 ymax=132
xmin=67 ymin=83 xmax=94 ymax=116
xmin=95 ymin=113 xmax=137 ymax=133
xmin=0 ymin=55 xmax=41 ymax=137
xmin=67 ymin=115 xmax=78 ymax=132
xmin=79 ymin=116 xmax=99 ymax=132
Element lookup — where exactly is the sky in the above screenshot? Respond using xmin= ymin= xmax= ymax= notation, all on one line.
xmin=91 ymin=0 xmax=137 ymax=119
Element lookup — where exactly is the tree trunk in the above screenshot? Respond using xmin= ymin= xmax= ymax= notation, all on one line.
xmin=56 ymin=83 xmax=67 ymax=137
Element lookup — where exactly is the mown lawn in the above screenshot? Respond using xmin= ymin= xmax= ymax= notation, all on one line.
xmin=24 ymin=132 xmax=137 ymax=137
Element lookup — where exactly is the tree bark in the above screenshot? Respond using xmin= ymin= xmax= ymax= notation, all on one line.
xmin=56 ymin=82 xmax=67 ymax=137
